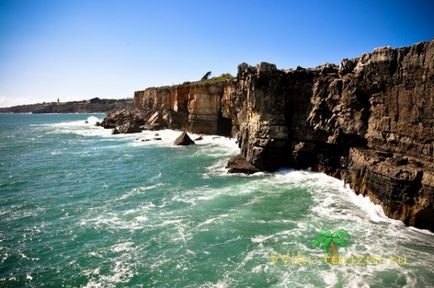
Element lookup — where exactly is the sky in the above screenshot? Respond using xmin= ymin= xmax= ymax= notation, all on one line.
xmin=0 ymin=0 xmax=433 ymax=107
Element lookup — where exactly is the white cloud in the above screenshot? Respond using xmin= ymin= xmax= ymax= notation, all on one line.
xmin=0 ymin=96 xmax=45 ymax=108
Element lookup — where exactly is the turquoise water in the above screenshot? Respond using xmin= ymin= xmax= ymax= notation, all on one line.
xmin=0 ymin=113 xmax=433 ymax=287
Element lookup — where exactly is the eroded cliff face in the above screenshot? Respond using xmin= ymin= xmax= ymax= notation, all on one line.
xmin=222 ymin=63 xmax=290 ymax=171
xmin=102 ymin=39 xmax=434 ymax=231
xmin=222 ymin=40 xmax=434 ymax=231
xmin=134 ymin=82 xmax=232 ymax=135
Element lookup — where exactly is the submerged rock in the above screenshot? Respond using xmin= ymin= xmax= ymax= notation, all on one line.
xmin=174 ymin=132 xmax=195 ymax=145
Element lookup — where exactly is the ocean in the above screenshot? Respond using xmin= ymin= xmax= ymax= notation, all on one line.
xmin=0 ymin=113 xmax=433 ymax=287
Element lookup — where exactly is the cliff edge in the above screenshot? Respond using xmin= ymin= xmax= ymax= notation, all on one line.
xmin=102 ymin=39 xmax=434 ymax=231
xmin=223 ymin=40 xmax=434 ymax=231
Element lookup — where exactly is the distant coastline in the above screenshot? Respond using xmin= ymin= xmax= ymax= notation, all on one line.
xmin=0 ymin=97 xmax=134 ymax=114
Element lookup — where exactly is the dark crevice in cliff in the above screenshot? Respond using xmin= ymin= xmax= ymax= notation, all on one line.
xmin=217 ymin=115 xmax=232 ymax=137
xmin=101 ymin=39 xmax=434 ymax=232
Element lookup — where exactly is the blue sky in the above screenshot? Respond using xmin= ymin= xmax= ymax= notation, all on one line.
xmin=0 ymin=0 xmax=433 ymax=107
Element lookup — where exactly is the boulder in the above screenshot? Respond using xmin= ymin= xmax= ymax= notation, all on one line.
xmin=115 ymin=122 xmax=142 ymax=134
xmin=174 ymin=132 xmax=195 ymax=145
xmin=226 ymin=155 xmax=260 ymax=174
xmin=99 ymin=109 xmax=146 ymax=131
xmin=99 ymin=117 xmax=116 ymax=129
xmin=143 ymin=111 xmax=166 ymax=130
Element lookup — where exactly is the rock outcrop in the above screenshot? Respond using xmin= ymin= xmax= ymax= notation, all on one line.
xmin=100 ymin=39 xmax=434 ymax=231
xmin=174 ymin=132 xmax=195 ymax=145
xmin=98 ymin=109 xmax=146 ymax=134
xmin=226 ymin=155 xmax=260 ymax=174
xmin=222 ymin=40 xmax=434 ymax=231
xmin=134 ymin=82 xmax=232 ymax=136
xmin=348 ymin=148 xmax=433 ymax=229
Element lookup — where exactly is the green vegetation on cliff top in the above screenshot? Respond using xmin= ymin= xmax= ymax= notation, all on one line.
xmin=183 ymin=73 xmax=235 ymax=85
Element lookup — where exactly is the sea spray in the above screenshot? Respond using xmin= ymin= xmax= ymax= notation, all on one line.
xmin=0 ymin=113 xmax=433 ymax=287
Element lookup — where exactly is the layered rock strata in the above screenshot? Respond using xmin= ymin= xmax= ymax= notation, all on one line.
xmin=134 ymin=82 xmax=232 ymax=135
xmin=220 ymin=41 xmax=434 ymax=231
xmin=102 ymin=40 xmax=434 ymax=231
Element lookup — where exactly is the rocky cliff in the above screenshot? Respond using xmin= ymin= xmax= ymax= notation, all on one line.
xmin=223 ymin=40 xmax=433 ymax=231
xmin=133 ymin=82 xmax=232 ymax=135
xmin=103 ymin=40 xmax=434 ymax=231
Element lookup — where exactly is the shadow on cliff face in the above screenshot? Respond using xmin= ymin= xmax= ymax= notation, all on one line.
xmin=99 ymin=40 xmax=434 ymax=232
xmin=229 ymin=40 xmax=434 ymax=231
xmin=217 ymin=115 xmax=232 ymax=137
